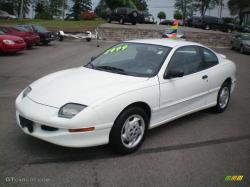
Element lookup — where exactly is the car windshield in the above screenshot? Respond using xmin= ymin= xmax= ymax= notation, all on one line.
xmin=33 ymin=25 xmax=48 ymax=32
xmin=0 ymin=31 xmax=4 ymax=35
xmin=13 ymin=26 xmax=29 ymax=32
xmin=0 ymin=10 xmax=9 ymax=15
xmin=86 ymin=42 xmax=172 ymax=77
xmin=241 ymin=34 xmax=250 ymax=40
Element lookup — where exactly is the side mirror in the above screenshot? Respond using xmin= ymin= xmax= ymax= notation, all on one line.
xmin=164 ymin=70 xmax=184 ymax=79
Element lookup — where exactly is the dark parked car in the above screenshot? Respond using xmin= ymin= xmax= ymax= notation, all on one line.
xmin=199 ymin=16 xmax=234 ymax=32
xmin=0 ymin=26 xmax=40 ymax=48
xmin=239 ymin=25 xmax=250 ymax=33
xmin=231 ymin=33 xmax=250 ymax=54
xmin=159 ymin=20 xmax=173 ymax=26
xmin=107 ymin=7 xmax=138 ymax=25
xmin=15 ymin=24 xmax=57 ymax=45
xmin=0 ymin=10 xmax=17 ymax=19
xmin=187 ymin=16 xmax=202 ymax=27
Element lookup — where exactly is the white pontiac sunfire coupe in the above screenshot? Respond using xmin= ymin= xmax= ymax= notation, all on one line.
xmin=16 ymin=39 xmax=236 ymax=154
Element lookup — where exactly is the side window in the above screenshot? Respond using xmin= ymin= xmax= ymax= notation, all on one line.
xmin=167 ymin=46 xmax=202 ymax=76
xmin=202 ymin=48 xmax=219 ymax=68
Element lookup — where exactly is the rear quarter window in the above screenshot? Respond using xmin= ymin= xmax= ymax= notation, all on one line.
xmin=201 ymin=47 xmax=219 ymax=68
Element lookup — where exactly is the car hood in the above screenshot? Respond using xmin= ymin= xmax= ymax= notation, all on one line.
xmin=28 ymin=67 xmax=149 ymax=108
xmin=0 ymin=34 xmax=22 ymax=41
xmin=243 ymin=40 xmax=250 ymax=45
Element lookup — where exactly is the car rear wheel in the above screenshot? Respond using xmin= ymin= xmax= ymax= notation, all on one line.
xmin=213 ymin=82 xmax=231 ymax=113
xmin=109 ymin=107 xmax=148 ymax=154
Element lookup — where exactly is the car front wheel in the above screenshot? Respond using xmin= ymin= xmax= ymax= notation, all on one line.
xmin=240 ymin=45 xmax=245 ymax=54
xmin=213 ymin=82 xmax=231 ymax=113
xmin=205 ymin=25 xmax=210 ymax=30
xmin=109 ymin=107 xmax=148 ymax=154
xmin=107 ymin=17 xmax=111 ymax=23
xmin=119 ymin=17 xmax=125 ymax=24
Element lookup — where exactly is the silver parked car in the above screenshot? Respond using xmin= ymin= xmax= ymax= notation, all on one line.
xmin=231 ymin=33 xmax=250 ymax=54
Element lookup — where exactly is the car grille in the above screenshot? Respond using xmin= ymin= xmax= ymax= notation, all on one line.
xmin=41 ymin=125 xmax=58 ymax=131
xmin=19 ymin=115 xmax=59 ymax=133
xmin=19 ymin=115 xmax=33 ymax=133
xmin=15 ymin=40 xmax=24 ymax=44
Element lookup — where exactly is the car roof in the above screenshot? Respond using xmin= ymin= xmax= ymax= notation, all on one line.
xmin=126 ymin=39 xmax=203 ymax=48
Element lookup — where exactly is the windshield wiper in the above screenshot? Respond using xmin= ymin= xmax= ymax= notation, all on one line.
xmin=85 ymin=61 xmax=96 ymax=69
xmin=96 ymin=65 xmax=128 ymax=75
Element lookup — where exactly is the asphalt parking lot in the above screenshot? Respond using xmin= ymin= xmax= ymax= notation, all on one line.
xmin=0 ymin=41 xmax=249 ymax=187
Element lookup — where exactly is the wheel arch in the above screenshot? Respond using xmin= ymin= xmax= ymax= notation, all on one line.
xmin=223 ymin=77 xmax=232 ymax=89
xmin=113 ymin=101 xmax=152 ymax=128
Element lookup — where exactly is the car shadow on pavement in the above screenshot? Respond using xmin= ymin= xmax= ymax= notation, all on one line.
xmin=0 ymin=52 xmax=25 ymax=57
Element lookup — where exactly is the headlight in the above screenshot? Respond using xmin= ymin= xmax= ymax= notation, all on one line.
xmin=22 ymin=86 xmax=32 ymax=98
xmin=58 ymin=103 xmax=86 ymax=119
xmin=3 ymin=40 xmax=15 ymax=45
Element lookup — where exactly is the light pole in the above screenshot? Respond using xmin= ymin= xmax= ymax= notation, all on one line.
xmin=62 ymin=0 xmax=65 ymax=20
xmin=20 ymin=0 xmax=24 ymax=19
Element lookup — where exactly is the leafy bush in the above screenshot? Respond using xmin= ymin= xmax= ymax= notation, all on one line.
xmin=35 ymin=12 xmax=52 ymax=20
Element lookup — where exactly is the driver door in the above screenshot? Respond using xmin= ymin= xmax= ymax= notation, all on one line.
xmin=154 ymin=46 xmax=209 ymax=126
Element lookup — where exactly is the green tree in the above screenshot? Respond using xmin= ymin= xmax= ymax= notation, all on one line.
xmin=13 ymin=0 xmax=31 ymax=18
xmin=48 ymin=0 xmax=68 ymax=18
xmin=228 ymin=0 xmax=250 ymax=24
xmin=0 ymin=0 xmax=31 ymax=18
xmin=194 ymin=0 xmax=219 ymax=16
xmin=157 ymin=11 xmax=166 ymax=22
xmin=0 ymin=1 xmax=15 ymax=14
xmin=175 ymin=0 xmax=196 ymax=19
xmin=174 ymin=10 xmax=183 ymax=19
xmin=35 ymin=0 xmax=51 ymax=19
xmin=95 ymin=0 xmax=110 ymax=18
xmin=104 ymin=0 xmax=136 ymax=10
xmin=131 ymin=0 xmax=148 ymax=11
xmin=71 ymin=0 xmax=92 ymax=20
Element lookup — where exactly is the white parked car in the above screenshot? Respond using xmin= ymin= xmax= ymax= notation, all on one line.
xmin=16 ymin=39 xmax=236 ymax=154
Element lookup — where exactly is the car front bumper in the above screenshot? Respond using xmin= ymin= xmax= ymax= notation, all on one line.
xmin=16 ymin=96 xmax=111 ymax=148
xmin=2 ymin=43 xmax=26 ymax=52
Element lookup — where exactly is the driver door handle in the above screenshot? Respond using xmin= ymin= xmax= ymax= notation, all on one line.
xmin=202 ymin=75 xmax=208 ymax=79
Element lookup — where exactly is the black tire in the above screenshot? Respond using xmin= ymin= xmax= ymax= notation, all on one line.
xmin=119 ymin=17 xmax=124 ymax=24
xmin=26 ymin=44 xmax=32 ymax=49
xmin=107 ymin=17 xmax=111 ymax=23
xmin=205 ymin=25 xmax=210 ymax=30
xmin=132 ymin=21 xmax=136 ymax=25
xmin=109 ymin=107 xmax=149 ymax=154
xmin=58 ymin=36 xmax=64 ymax=42
xmin=240 ymin=45 xmax=245 ymax=54
xmin=42 ymin=41 xmax=50 ymax=45
xmin=213 ymin=82 xmax=231 ymax=113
